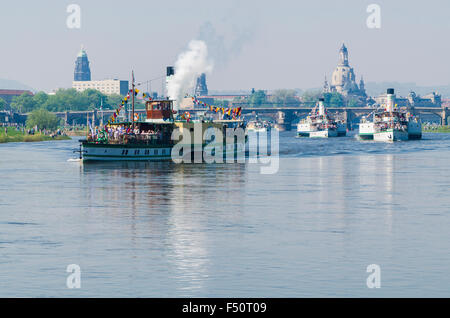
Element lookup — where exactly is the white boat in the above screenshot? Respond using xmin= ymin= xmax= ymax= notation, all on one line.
xmin=246 ymin=119 xmax=271 ymax=133
xmin=309 ymin=129 xmax=338 ymax=138
xmin=297 ymin=98 xmax=346 ymax=138
xmin=359 ymin=88 xmax=422 ymax=142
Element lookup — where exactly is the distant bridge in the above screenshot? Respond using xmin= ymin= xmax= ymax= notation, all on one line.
xmin=191 ymin=106 xmax=449 ymax=130
xmin=15 ymin=106 xmax=448 ymax=130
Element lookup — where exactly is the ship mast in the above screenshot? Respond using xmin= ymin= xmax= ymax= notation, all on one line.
xmin=132 ymin=70 xmax=135 ymax=130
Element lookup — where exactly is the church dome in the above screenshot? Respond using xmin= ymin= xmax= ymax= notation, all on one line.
xmin=331 ymin=66 xmax=351 ymax=87
xmin=328 ymin=44 xmax=361 ymax=95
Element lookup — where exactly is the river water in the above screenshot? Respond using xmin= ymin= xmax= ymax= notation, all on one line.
xmin=0 ymin=132 xmax=449 ymax=297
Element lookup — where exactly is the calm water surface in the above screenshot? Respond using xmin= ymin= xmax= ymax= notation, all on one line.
xmin=0 ymin=132 xmax=449 ymax=297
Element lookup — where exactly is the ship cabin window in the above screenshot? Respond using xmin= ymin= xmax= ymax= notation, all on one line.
xmin=151 ymin=102 xmax=170 ymax=111
xmin=154 ymin=149 xmax=158 ymax=155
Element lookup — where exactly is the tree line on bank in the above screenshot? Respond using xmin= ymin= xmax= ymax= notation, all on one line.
xmin=25 ymin=109 xmax=61 ymax=131
xmin=0 ymin=88 xmax=365 ymax=114
xmin=0 ymin=89 xmax=153 ymax=130
xmin=0 ymin=88 xmax=365 ymax=130
xmin=0 ymin=88 xmax=137 ymax=113
xmin=0 ymin=89 xmax=134 ymax=131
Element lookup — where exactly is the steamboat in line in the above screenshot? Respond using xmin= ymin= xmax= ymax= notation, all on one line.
xmin=297 ymin=98 xmax=346 ymax=138
xmin=359 ymin=88 xmax=422 ymax=142
xmin=246 ymin=115 xmax=272 ymax=133
xmin=79 ymin=72 xmax=246 ymax=162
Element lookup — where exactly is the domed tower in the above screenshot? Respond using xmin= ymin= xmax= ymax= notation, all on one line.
xmin=330 ymin=43 xmax=359 ymax=96
xmin=74 ymin=46 xmax=91 ymax=81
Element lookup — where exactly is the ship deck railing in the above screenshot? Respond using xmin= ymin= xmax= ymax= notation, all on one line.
xmin=84 ymin=134 xmax=173 ymax=146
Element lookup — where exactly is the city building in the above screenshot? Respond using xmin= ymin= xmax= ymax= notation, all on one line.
xmin=375 ymin=91 xmax=442 ymax=107
xmin=408 ymin=91 xmax=441 ymax=107
xmin=72 ymin=79 xmax=129 ymax=96
xmin=194 ymin=73 xmax=208 ymax=96
xmin=72 ymin=46 xmax=129 ymax=95
xmin=323 ymin=44 xmax=366 ymax=99
xmin=0 ymin=89 xmax=33 ymax=104
xmin=74 ymin=46 xmax=91 ymax=81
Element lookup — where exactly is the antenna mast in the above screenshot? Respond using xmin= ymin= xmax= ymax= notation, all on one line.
xmin=132 ymin=70 xmax=135 ymax=130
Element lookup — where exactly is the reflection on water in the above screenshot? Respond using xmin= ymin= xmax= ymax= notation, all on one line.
xmin=358 ymin=154 xmax=395 ymax=231
xmin=81 ymin=161 xmax=248 ymax=295
xmin=384 ymin=155 xmax=394 ymax=232
xmin=1 ymin=135 xmax=450 ymax=297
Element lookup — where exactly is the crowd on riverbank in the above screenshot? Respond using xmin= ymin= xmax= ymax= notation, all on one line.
xmin=0 ymin=125 xmax=70 ymax=143
xmin=422 ymin=123 xmax=450 ymax=133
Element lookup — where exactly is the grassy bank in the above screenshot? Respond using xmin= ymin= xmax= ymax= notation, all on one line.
xmin=0 ymin=127 xmax=71 ymax=143
xmin=423 ymin=125 xmax=450 ymax=133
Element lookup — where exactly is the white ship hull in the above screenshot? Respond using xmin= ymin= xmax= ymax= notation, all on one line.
xmin=297 ymin=123 xmax=346 ymax=138
xmin=373 ymin=129 xmax=408 ymax=142
xmin=358 ymin=122 xmax=376 ymax=140
xmin=296 ymin=122 xmax=311 ymax=137
xmin=246 ymin=127 xmax=268 ymax=133
xmin=359 ymin=121 xmax=422 ymax=141
xmin=309 ymin=129 xmax=337 ymax=138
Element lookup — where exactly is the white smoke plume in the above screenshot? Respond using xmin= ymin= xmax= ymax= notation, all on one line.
xmin=167 ymin=40 xmax=213 ymax=110
xmin=196 ymin=21 xmax=253 ymax=68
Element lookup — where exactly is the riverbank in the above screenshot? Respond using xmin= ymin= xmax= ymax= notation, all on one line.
xmin=0 ymin=128 xmax=70 ymax=143
xmin=423 ymin=125 xmax=450 ymax=133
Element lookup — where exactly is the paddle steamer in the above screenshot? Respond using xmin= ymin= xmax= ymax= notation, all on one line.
xmin=359 ymin=88 xmax=422 ymax=142
xmin=246 ymin=117 xmax=271 ymax=133
xmin=80 ymin=75 xmax=246 ymax=162
xmin=297 ymin=98 xmax=346 ymax=138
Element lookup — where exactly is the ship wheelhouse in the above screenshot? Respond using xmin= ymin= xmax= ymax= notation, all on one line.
xmin=145 ymin=99 xmax=174 ymax=123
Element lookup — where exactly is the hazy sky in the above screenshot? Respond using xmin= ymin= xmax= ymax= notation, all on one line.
xmin=1 ymin=0 xmax=450 ymax=92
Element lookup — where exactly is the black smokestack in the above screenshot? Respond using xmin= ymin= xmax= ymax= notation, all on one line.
xmin=166 ymin=66 xmax=174 ymax=76
xmin=387 ymin=88 xmax=394 ymax=95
